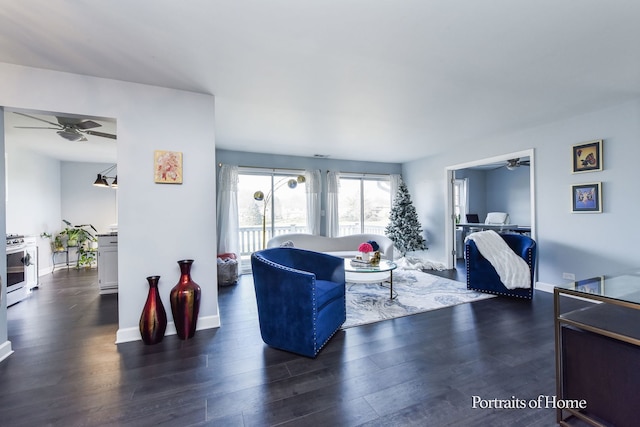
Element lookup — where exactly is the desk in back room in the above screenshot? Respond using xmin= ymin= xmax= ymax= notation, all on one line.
xmin=457 ymin=223 xmax=531 ymax=233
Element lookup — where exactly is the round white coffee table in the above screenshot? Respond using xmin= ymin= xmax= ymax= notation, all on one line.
xmin=343 ymin=258 xmax=398 ymax=299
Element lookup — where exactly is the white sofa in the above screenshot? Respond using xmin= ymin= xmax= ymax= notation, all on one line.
xmin=267 ymin=233 xmax=395 ymax=260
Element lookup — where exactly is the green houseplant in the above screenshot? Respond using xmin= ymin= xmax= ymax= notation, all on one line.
xmin=43 ymin=220 xmax=98 ymax=268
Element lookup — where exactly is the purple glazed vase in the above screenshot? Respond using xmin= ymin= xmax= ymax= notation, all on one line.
xmin=169 ymin=259 xmax=201 ymax=340
xmin=139 ymin=276 xmax=168 ymax=345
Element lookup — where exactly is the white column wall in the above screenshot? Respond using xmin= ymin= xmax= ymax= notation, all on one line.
xmin=0 ymin=62 xmax=218 ymax=351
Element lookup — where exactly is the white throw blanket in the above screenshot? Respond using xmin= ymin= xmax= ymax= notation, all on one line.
xmin=466 ymin=231 xmax=531 ymax=289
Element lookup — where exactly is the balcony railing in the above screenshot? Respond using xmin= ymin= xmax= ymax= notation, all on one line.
xmin=238 ymin=224 xmax=386 ymax=256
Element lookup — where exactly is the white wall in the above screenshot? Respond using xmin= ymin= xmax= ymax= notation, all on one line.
xmin=485 ymin=166 xmax=530 ymax=226
xmin=5 ymin=143 xmax=61 ymax=235
xmin=404 ymin=99 xmax=640 ymax=285
xmin=4 ymin=145 xmax=61 ymax=274
xmin=0 ymin=62 xmax=217 ymax=357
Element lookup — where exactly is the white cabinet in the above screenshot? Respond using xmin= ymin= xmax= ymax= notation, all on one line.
xmin=24 ymin=236 xmax=38 ymax=290
xmin=97 ymin=234 xmax=118 ymax=294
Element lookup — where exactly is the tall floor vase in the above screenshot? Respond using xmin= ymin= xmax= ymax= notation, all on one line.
xmin=139 ymin=276 xmax=168 ymax=345
xmin=170 ymin=259 xmax=201 ymax=340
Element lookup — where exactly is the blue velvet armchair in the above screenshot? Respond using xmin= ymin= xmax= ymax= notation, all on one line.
xmin=465 ymin=233 xmax=537 ymax=300
xmin=251 ymin=247 xmax=346 ymax=358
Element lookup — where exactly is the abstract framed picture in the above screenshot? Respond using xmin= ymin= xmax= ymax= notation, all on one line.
xmin=154 ymin=150 xmax=183 ymax=184
xmin=572 ymin=139 xmax=602 ymax=173
xmin=571 ymin=182 xmax=602 ymax=213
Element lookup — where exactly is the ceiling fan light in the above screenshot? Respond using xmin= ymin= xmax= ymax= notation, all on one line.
xmin=57 ymin=130 xmax=86 ymax=142
xmin=506 ymin=159 xmax=519 ymax=170
xmin=111 ymin=176 xmax=118 ymax=188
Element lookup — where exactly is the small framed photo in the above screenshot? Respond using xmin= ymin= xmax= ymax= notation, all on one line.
xmin=573 ymin=276 xmax=604 ymax=294
xmin=571 ymin=182 xmax=602 ymax=213
xmin=572 ymin=139 xmax=602 ymax=173
xmin=154 ymin=150 xmax=183 ymax=184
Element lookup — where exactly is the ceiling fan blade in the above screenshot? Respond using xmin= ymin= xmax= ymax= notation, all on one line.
xmin=84 ymin=130 xmax=117 ymax=140
xmin=13 ymin=112 xmax=62 ymax=128
xmin=14 ymin=126 xmax=61 ymax=130
xmin=76 ymin=120 xmax=101 ymax=130
xmin=57 ymin=116 xmax=102 ymax=130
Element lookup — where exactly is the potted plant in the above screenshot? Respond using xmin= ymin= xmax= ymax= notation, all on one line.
xmin=43 ymin=221 xmax=98 ymax=268
xmin=77 ymin=245 xmax=97 ymax=268
xmin=59 ymin=220 xmax=96 ymax=248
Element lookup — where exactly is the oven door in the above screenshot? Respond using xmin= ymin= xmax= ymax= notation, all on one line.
xmin=7 ymin=248 xmax=27 ymax=290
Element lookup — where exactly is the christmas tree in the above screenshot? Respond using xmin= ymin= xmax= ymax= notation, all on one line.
xmin=385 ymin=180 xmax=427 ymax=256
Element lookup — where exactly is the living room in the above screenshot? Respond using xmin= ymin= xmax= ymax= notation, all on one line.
xmin=1 ymin=2 xmax=640 ymax=425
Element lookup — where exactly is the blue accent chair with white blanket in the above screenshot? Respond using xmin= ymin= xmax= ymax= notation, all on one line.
xmin=465 ymin=233 xmax=536 ymax=299
xmin=251 ymin=247 xmax=346 ymax=358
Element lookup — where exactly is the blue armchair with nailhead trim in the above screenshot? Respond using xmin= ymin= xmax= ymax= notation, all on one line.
xmin=251 ymin=247 xmax=346 ymax=358
xmin=465 ymin=234 xmax=536 ymax=300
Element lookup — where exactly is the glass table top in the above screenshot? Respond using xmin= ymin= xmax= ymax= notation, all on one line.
xmin=557 ymin=268 xmax=640 ymax=305
xmin=343 ymin=258 xmax=397 ymax=273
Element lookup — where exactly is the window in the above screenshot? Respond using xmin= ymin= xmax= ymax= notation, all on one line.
xmin=453 ymin=178 xmax=468 ymax=223
xmin=338 ymin=175 xmax=391 ymax=236
xmin=237 ymin=170 xmax=308 ymax=253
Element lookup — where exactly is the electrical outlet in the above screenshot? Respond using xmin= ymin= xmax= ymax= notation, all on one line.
xmin=562 ymin=272 xmax=575 ymax=281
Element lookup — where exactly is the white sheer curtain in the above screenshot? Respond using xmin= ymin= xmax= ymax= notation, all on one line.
xmin=305 ymin=169 xmax=322 ymax=235
xmin=216 ymin=164 xmax=240 ymax=262
xmin=390 ymin=174 xmax=402 ymax=203
xmin=326 ymin=171 xmax=340 ymax=237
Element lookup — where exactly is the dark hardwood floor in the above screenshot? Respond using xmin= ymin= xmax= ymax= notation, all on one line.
xmin=1 ymin=267 xmax=565 ymax=426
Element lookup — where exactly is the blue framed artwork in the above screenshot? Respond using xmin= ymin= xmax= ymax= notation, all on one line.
xmin=571 ymin=182 xmax=602 ymax=213
xmin=573 ymin=276 xmax=604 ymax=294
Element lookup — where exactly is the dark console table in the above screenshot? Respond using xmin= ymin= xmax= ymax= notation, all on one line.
xmin=554 ymin=270 xmax=640 ymax=426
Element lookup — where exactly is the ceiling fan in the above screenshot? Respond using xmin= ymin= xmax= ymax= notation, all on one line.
xmin=13 ymin=112 xmax=116 ymax=142
xmin=505 ymin=158 xmax=530 ymax=170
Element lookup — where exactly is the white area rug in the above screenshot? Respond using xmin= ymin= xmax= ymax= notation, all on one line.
xmin=343 ymin=268 xmax=495 ymax=328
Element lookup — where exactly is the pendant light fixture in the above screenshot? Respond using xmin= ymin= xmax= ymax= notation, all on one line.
xmin=93 ymin=164 xmax=118 ymax=188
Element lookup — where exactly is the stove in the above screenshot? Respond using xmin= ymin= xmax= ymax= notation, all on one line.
xmin=6 ymin=234 xmax=28 ymax=306
xmin=6 ymin=234 xmax=25 ymax=249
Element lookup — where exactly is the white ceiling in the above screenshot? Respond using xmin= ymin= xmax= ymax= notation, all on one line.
xmin=1 ymin=1 xmax=639 ymax=163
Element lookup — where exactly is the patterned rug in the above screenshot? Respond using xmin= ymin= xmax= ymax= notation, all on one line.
xmin=343 ymin=268 xmax=495 ymax=328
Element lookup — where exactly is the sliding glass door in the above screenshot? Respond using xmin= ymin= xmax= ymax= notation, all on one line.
xmin=237 ymin=170 xmax=308 ymax=254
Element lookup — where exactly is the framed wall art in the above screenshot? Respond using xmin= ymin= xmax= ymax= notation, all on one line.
xmin=572 ymin=139 xmax=602 ymax=173
xmin=573 ymin=276 xmax=604 ymax=294
xmin=571 ymin=182 xmax=602 ymax=213
xmin=154 ymin=150 xmax=183 ymax=184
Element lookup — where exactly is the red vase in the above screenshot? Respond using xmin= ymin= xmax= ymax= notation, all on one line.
xmin=139 ymin=276 xmax=167 ymax=345
xmin=170 ymin=259 xmax=201 ymax=340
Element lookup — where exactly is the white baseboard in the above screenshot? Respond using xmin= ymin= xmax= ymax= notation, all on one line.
xmin=0 ymin=340 xmax=14 ymax=363
xmin=116 ymin=314 xmax=221 ymax=344
xmin=535 ymin=281 xmax=557 ymax=293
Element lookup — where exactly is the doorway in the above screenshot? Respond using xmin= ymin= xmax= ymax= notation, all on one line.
xmin=3 ymin=107 xmax=117 ymax=304
xmin=444 ymin=149 xmax=536 ymax=270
